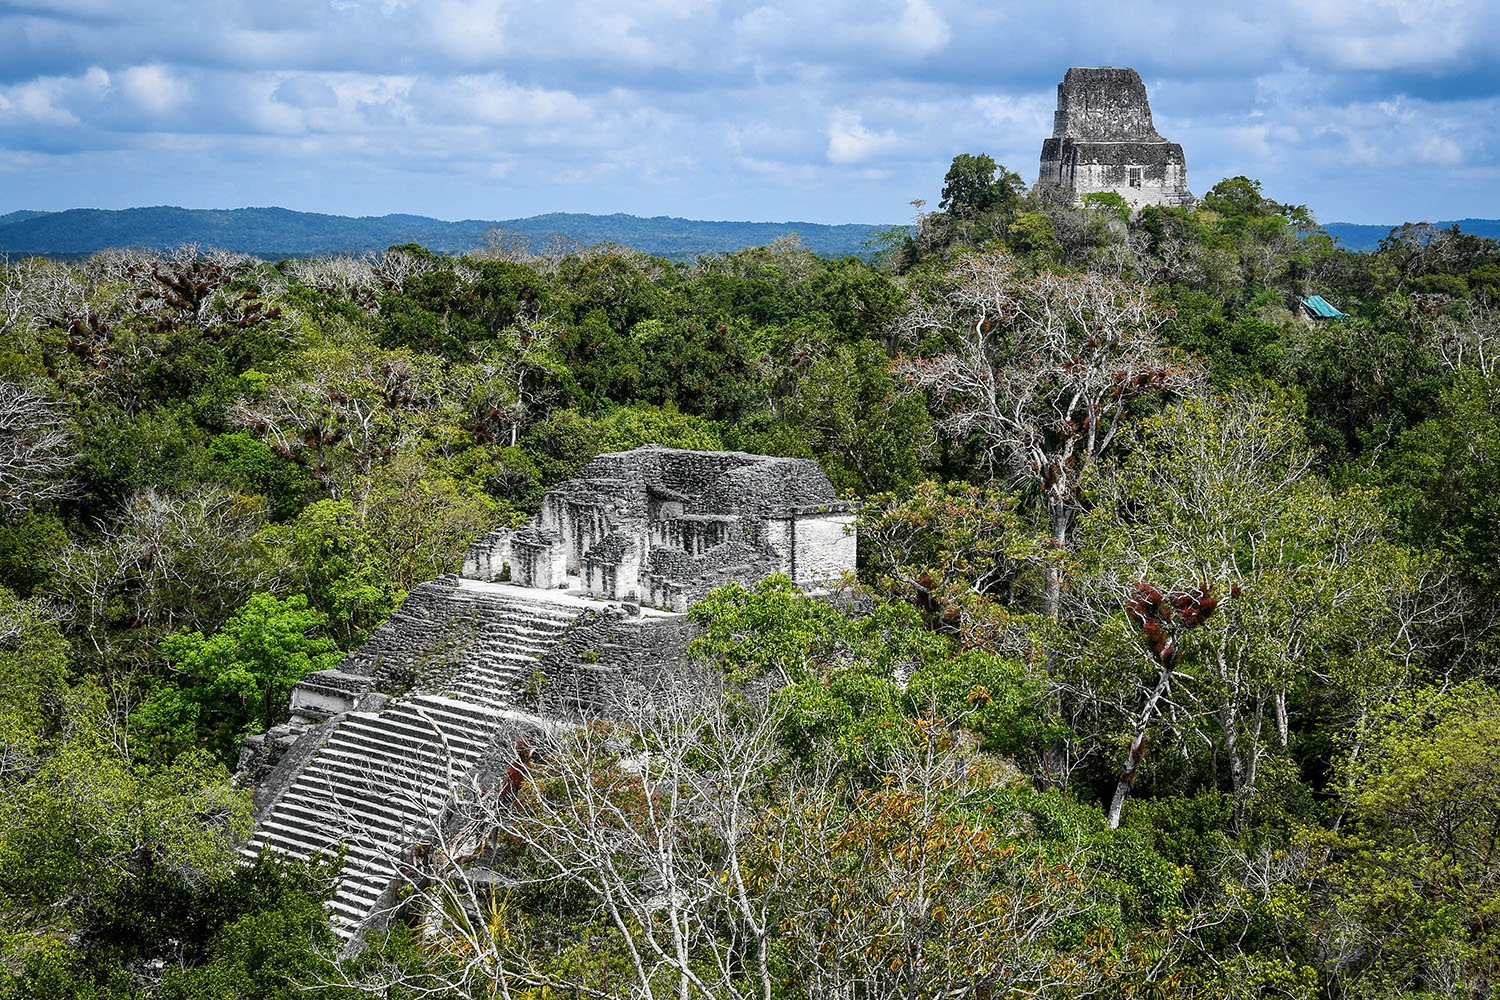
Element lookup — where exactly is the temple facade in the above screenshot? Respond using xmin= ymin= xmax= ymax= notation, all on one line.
xmin=462 ymin=445 xmax=856 ymax=611
xmin=1037 ymin=66 xmax=1195 ymax=212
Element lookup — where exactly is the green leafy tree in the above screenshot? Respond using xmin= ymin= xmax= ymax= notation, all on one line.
xmin=808 ymin=257 xmax=906 ymax=343
xmin=363 ymin=452 xmax=496 ymax=590
xmin=263 ymin=499 xmax=399 ymax=646
xmin=1286 ymin=303 xmax=1444 ymax=467
xmin=1380 ymin=370 xmax=1500 ymax=596
xmin=0 ymin=510 xmax=67 ymax=598
xmin=0 ymin=587 xmax=70 ymax=778
xmin=856 ymin=479 xmax=1051 ymax=631
xmin=1 ymin=683 xmax=250 ymax=968
xmin=939 ymin=153 xmax=1023 ymax=219
xmin=204 ymin=431 xmax=314 ymax=520
xmin=1202 ymin=176 xmax=1272 ymax=218
xmin=136 ymin=593 xmax=341 ymax=763
xmin=4 ymin=852 xmax=345 ymax=1000
xmin=378 ymin=258 xmax=557 ymax=359
xmin=688 ymin=576 xmax=946 ymax=763
xmin=1007 ymin=211 xmax=1063 ymax=263
xmin=1081 ymin=191 xmax=1132 ymax=225
xmin=778 ymin=341 xmax=932 ymax=495
xmin=1322 ymin=681 xmax=1500 ymax=998
xmin=228 ymin=346 xmax=461 ymax=507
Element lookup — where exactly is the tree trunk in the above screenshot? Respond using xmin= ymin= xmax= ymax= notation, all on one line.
xmin=1222 ymin=698 xmax=1250 ymax=831
xmin=1042 ymin=499 xmax=1071 ymax=625
xmin=1107 ymin=659 xmax=1174 ymax=829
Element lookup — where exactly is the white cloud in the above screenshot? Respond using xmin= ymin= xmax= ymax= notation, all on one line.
xmin=120 ymin=64 xmax=186 ymax=113
xmin=273 ymin=75 xmax=339 ymax=109
xmin=0 ymin=66 xmax=109 ymax=125
xmin=893 ymin=0 xmax=951 ymax=57
xmin=826 ymin=109 xmax=899 ymax=164
xmin=441 ymin=76 xmax=595 ymax=129
xmin=428 ymin=0 xmax=511 ymax=63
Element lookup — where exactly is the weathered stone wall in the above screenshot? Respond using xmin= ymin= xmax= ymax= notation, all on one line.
xmin=462 ymin=528 xmax=513 ymax=581
xmin=466 ymin=445 xmax=856 ymax=610
xmin=1050 ymin=66 xmax=1162 ymax=141
xmin=789 ymin=511 xmax=858 ymax=584
xmin=534 ymin=611 xmax=697 ymax=719
xmin=1037 ymin=66 xmax=1194 ymax=212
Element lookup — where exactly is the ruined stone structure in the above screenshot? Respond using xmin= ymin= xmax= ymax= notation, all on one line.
xmin=1037 ymin=67 xmax=1194 ymax=212
xmin=239 ymin=447 xmax=855 ymax=941
xmin=463 ymin=445 xmax=856 ymax=611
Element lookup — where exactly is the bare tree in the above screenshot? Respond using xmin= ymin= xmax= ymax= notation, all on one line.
xmin=1428 ymin=299 xmax=1500 ymax=377
xmin=318 ymin=670 xmax=789 ymax=1000
xmin=228 ymin=350 xmax=458 ymax=508
xmin=0 ymin=378 xmax=76 ymax=516
xmin=470 ymin=303 xmax=567 ymax=448
xmin=1 ymin=255 xmax=88 ymax=340
xmin=52 ymin=487 xmax=276 ymax=658
xmin=895 ymin=250 xmax=1202 ymax=620
xmin=473 ymin=226 xmax=537 ymax=265
xmin=285 ymin=254 xmax=381 ymax=311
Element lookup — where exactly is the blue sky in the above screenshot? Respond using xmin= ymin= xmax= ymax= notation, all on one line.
xmin=1 ymin=0 xmax=1496 ymax=225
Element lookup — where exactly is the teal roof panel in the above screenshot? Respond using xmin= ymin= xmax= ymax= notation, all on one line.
xmin=1300 ymin=295 xmax=1349 ymax=319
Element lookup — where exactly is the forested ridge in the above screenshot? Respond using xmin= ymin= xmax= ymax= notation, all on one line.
xmin=2 ymin=160 xmax=1499 ymax=999
xmin=0 ymin=208 xmax=888 ymax=261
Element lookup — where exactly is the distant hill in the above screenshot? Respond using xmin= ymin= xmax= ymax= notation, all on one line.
xmin=0 ymin=206 xmax=893 ymax=260
xmin=1322 ymin=218 xmax=1500 ymax=252
xmin=0 ymin=210 xmax=51 ymax=227
xmin=6 ymin=204 xmax=1495 ymax=259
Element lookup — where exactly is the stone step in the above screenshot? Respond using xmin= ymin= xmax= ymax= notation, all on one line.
xmin=319 ymin=737 xmax=483 ymax=772
xmin=321 ymin=726 xmax=488 ymax=767
xmin=292 ymin=777 xmax=456 ymax=826
xmin=421 ymin=674 xmax=526 ymax=703
xmin=260 ymin=821 xmax=345 ymax=858
xmin=247 ymin=590 xmax=591 ymax=939
xmin=436 ymin=687 xmax=516 ymax=710
xmin=338 ymin=708 xmax=494 ymax=750
xmin=431 ymin=603 xmax=582 ymax=630
xmin=295 ymin=766 xmax=460 ymax=814
xmin=278 ymin=788 xmax=435 ymax=828
xmin=270 ymin=796 xmax=422 ymax=843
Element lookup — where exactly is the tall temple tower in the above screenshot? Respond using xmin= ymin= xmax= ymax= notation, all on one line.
xmin=1037 ymin=67 xmax=1194 ymax=212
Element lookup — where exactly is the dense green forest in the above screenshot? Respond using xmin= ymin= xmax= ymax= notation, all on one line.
xmin=2 ymin=159 xmax=1499 ymax=999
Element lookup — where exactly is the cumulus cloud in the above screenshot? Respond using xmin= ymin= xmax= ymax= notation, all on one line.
xmin=120 ymin=65 xmax=186 ymax=113
xmin=827 ymin=109 xmax=901 ymax=165
xmin=427 ymin=0 xmax=511 ymax=64
xmin=0 ymin=0 xmax=1498 ymax=223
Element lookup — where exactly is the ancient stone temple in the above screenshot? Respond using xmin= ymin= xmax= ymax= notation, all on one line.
xmin=463 ymin=445 xmax=856 ymax=611
xmin=238 ymin=446 xmax=855 ymax=941
xmin=1037 ymin=66 xmax=1194 ymax=212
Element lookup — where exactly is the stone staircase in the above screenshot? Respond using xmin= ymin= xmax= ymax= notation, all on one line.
xmin=240 ymin=580 xmax=607 ymax=938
